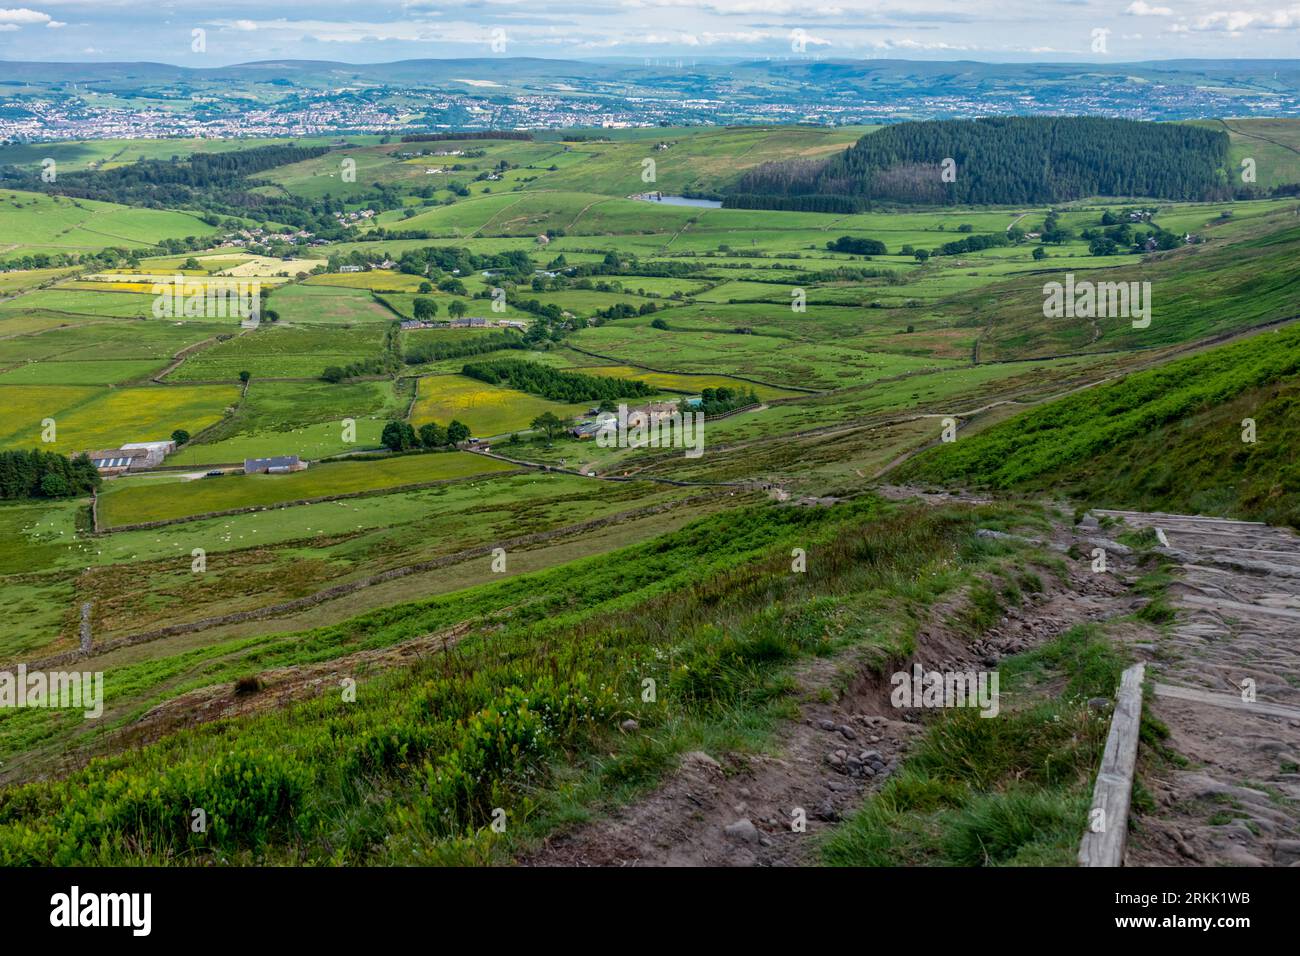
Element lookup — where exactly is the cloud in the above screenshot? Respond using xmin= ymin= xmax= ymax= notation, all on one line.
xmin=1126 ymin=1 xmax=1172 ymax=15
xmin=232 ymin=19 xmax=257 ymax=31
xmin=0 ymin=7 xmax=54 ymax=26
xmin=1185 ymin=6 xmax=1300 ymax=31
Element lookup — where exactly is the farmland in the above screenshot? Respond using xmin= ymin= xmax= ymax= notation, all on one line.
xmin=0 ymin=190 xmax=221 ymax=257
xmin=1 ymin=113 xmax=1300 ymax=872
xmin=97 ymin=451 xmax=519 ymax=527
xmin=410 ymin=374 xmax=592 ymax=436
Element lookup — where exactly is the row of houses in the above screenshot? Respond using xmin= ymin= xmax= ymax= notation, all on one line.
xmin=569 ymin=401 xmax=690 ymax=439
xmin=398 ymin=317 xmax=528 ymax=331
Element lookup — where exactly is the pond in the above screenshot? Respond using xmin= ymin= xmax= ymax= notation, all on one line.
xmin=631 ymin=193 xmax=723 ymax=208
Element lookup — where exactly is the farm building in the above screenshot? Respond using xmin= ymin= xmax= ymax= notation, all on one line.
xmin=86 ymin=448 xmax=151 ymax=476
xmin=121 ymin=440 xmax=176 ymax=467
xmin=570 ymin=413 xmax=618 ymax=440
xmin=86 ymin=439 xmax=176 ymax=475
xmin=244 ymin=456 xmax=308 ymax=475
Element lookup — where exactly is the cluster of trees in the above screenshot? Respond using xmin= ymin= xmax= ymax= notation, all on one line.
xmin=596 ymin=301 xmax=660 ymax=320
xmin=1080 ymin=209 xmax=1184 ymax=256
xmin=826 ymin=236 xmax=887 ymax=255
xmin=404 ymin=330 xmax=526 ymax=365
xmin=389 ymin=246 xmax=533 ymax=283
xmin=933 ymin=233 xmax=1010 ymax=256
xmin=728 ymin=117 xmax=1233 ymax=207
xmin=1040 ymin=210 xmax=1073 ymax=245
xmin=696 ymin=386 xmax=759 ymax=416
xmin=410 ymin=296 xmax=468 ymax=321
xmin=461 ymin=359 xmax=655 ymax=403
xmin=542 ymin=252 xmax=707 ymax=281
xmin=0 ymin=450 xmax=100 ymax=500
xmin=380 ymin=419 xmax=470 ymax=452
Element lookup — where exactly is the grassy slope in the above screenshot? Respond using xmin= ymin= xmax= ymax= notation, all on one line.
xmin=898 ymin=323 xmax=1300 ymax=527
xmin=936 ymin=212 xmax=1300 ymax=362
xmin=0 ymin=498 xmax=1055 ymax=864
xmin=98 ymin=452 xmax=517 ymax=527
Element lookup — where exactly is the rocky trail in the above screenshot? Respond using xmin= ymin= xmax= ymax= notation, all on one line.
xmin=525 ymin=498 xmax=1300 ymax=868
xmin=525 ymin=499 xmax=1136 ymax=867
xmin=1107 ymin=510 xmax=1300 ymax=867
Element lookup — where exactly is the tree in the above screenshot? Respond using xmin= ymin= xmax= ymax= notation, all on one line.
xmin=239 ymin=370 xmax=251 ymax=384
xmin=381 ymin=420 xmax=416 ymax=451
xmin=321 ymin=365 xmax=346 ymax=383
xmin=418 ymin=421 xmax=447 ymax=448
xmin=1032 ymin=246 xmax=1047 ymax=261
xmin=40 ymin=473 xmax=70 ymax=498
xmin=413 ymin=297 xmax=438 ymax=321
xmin=446 ymin=420 xmax=470 ymax=445
xmin=650 ymin=317 xmax=669 ymax=330
xmin=913 ymin=249 xmax=930 ymax=262
xmin=530 ymin=411 xmax=567 ymax=442
xmin=171 ymin=429 xmax=190 ymax=446
xmin=826 ymin=236 xmax=887 ymax=256
xmin=418 ymin=281 xmax=433 ymax=294
xmin=448 ymin=299 xmax=468 ymax=320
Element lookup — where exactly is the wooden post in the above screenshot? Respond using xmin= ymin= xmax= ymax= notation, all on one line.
xmin=1078 ymin=662 xmax=1145 ymax=867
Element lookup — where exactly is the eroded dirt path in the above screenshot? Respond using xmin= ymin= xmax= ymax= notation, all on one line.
xmin=1107 ymin=510 xmax=1300 ymax=866
xmin=525 ymin=506 xmax=1134 ymax=867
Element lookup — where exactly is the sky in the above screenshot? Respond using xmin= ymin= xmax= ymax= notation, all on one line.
xmin=1 ymin=0 xmax=1298 ymax=65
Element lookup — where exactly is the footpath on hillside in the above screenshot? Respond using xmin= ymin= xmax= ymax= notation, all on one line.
xmin=1108 ymin=510 xmax=1300 ymax=866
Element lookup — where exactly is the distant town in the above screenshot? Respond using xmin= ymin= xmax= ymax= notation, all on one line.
xmin=3 ymin=57 xmax=1297 ymax=142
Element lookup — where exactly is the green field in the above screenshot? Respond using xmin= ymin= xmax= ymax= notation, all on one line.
xmin=409 ymin=374 xmax=591 ymax=436
xmin=0 ymin=383 xmax=239 ymax=453
xmin=0 ymin=190 xmax=220 ymax=257
xmin=167 ymin=325 xmax=387 ymax=381
xmin=268 ymin=284 xmax=399 ymax=324
xmin=98 ymin=451 xmax=519 ymax=527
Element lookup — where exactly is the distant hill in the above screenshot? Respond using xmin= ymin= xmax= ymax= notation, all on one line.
xmin=726 ymin=117 xmax=1233 ymax=210
xmin=1 ymin=57 xmax=1298 ymax=128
